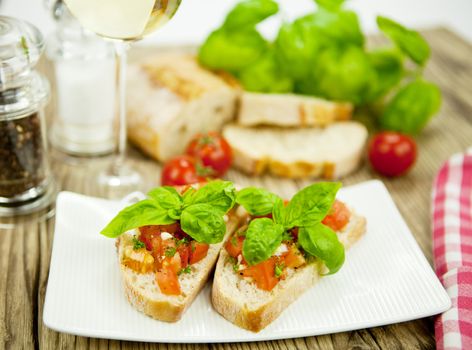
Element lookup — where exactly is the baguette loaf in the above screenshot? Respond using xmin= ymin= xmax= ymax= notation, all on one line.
xmin=126 ymin=54 xmax=237 ymax=161
xmin=238 ymin=92 xmax=353 ymax=127
xmin=212 ymin=212 xmax=366 ymax=332
xmin=116 ymin=214 xmax=241 ymax=322
xmin=223 ymin=122 xmax=368 ymax=179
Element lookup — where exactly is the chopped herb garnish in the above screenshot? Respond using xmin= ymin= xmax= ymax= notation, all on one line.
xmin=233 ymin=262 xmax=240 ymax=273
xmin=190 ymin=242 xmax=196 ymax=252
xmin=274 ymin=262 xmax=285 ymax=279
xmin=165 ymin=247 xmax=177 ymax=257
xmin=282 ymin=231 xmax=293 ymax=242
xmin=227 ymin=256 xmax=239 ymax=273
xmin=176 ymin=237 xmax=189 ymax=247
xmin=132 ymin=236 xmax=145 ymax=250
xmin=178 ymin=266 xmax=191 ymax=275
xmin=230 ymin=235 xmax=238 ymax=247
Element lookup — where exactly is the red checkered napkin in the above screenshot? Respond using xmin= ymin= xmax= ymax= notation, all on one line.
xmin=433 ymin=148 xmax=472 ymax=350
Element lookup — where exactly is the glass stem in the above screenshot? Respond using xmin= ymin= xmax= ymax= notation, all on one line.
xmin=113 ymin=41 xmax=130 ymax=174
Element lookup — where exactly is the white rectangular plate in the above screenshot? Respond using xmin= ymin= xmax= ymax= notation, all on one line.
xmin=43 ymin=180 xmax=450 ymax=343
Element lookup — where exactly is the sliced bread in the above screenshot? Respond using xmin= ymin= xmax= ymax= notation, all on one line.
xmin=223 ymin=122 xmax=368 ymax=179
xmin=212 ymin=212 xmax=366 ymax=332
xmin=126 ymin=54 xmax=237 ymax=162
xmin=238 ymin=92 xmax=353 ymax=127
xmin=116 ymin=213 xmax=242 ymax=322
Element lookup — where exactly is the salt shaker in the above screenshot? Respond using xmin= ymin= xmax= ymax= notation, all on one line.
xmin=0 ymin=16 xmax=56 ymax=215
xmin=46 ymin=0 xmax=116 ymax=156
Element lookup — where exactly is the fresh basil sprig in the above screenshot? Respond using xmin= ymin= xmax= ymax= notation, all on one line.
xmin=199 ymin=0 xmax=441 ymax=134
xmin=100 ymin=181 xmax=236 ymax=244
xmin=237 ymin=182 xmax=345 ymax=273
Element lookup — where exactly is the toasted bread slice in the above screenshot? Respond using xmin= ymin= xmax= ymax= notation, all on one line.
xmin=116 ymin=213 xmax=242 ymax=322
xmin=212 ymin=213 xmax=366 ymax=332
xmin=223 ymin=122 xmax=368 ymax=179
xmin=238 ymin=92 xmax=353 ymax=127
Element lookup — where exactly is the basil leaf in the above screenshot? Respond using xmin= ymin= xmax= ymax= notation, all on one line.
xmin=380 ymin=79 xmax=442 ymax=134
xmin=242 ymin=218 xmax=284 ymax=266
xmin=377 ymin=16 xmax=430 ymax=66
xmin=285 ymin=182 xmax=341 ymax=228
xmin=180 ymin=204 xmax=227 ymax=244
xmin=236 ymin=187 xmax=280 ymax=216
xmin=147 ymin=186 xmax=182 ymax=210
xmin=189 ymin=180 xmax=236 ymax=213
xmin=182 ymin=186 xmax=196 ymax=206
xmin=223 ymin=0 xmax=279 ymax=31
xmin=199 ymin=28 xmax=267 ymax=74
xmin=310 ymin=9 xmax=364 ymax=47
xmin=298 ymin=223 xmax=345 ymax=274
xmin=315 ymin=0 xmax=346 ymax=11
xmin=272 ymin=197 xmax=287 ymax=227
xmin=275 ymin=19 xmax=323 ymax=81
xmin=100 ymin=200 xmax=175 ymax=238
xmin=298 ymin=45 xmax=374 ymax=105
xmin=239 ymin=50 xmax=293 ymax=93
xmin=364 ymin=48 xmax=404 ymax=102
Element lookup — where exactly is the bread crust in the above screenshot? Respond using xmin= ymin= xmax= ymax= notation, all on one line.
xmin=212 ymin=214 xmax=367 ymax=332
xmin=117 ymin=214 xmax=243 ymax=322
xmin=238 ymin=92 xmax=353 ymax=127
xmin=223 ymin=123 xmax=368 ymax=179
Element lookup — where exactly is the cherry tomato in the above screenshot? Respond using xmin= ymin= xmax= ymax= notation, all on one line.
xmin=161 ymin=155 xmax=206 ymax=186
xmin=322 ymin=200 xmax=351 ymax=231
xmin=186 ymin=132 xmax=233 ymax=177
xmin=368 ymin=131 xmax=417 ymax=177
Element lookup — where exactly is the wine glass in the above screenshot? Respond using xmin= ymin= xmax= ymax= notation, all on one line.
xmin=62 ymin=0 xmax=182 ymax=197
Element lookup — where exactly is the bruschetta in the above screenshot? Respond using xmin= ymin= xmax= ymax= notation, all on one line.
xmin=101 ymin=181 xmax=243 ymax=322
xmin=212 ymin=182 xmax=366 ymax=331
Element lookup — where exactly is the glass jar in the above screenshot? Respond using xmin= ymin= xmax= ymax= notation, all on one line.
xmin=0 ymin=16 xmax=55 ymax=215
xmin=46 ymin=0 xmax=116 ymax=156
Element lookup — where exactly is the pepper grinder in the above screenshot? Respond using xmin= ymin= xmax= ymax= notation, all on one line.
xmin=0 ymin=16 xmax=56 ymax=216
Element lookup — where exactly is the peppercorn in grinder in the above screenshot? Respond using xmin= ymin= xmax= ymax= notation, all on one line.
xmin=0 ymin=16 xmax=56 ymax=216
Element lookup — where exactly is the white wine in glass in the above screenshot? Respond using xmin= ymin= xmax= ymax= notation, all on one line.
xmin=62 ymin=0 xmax=182 ymax=197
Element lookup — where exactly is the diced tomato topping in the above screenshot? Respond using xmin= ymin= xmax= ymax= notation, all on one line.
xmin=225 ymin=235 xmax=245 ymax=258
xmin=241 ymin=257 xmax=279 ymax=291
xmin=156 ymin=265 xmax=181 ymax=295
xmin=322 ymin=200 xmax=351 ymax=231
xmin=137 ymin=221 xmax=212 ymax=296
xmin=189 ymin=242 xmax=209 ymax=264
xmin=283 ymin=245 xmax=305 ymax=269
xmin=177 ymin=244 xmax=190 ymax=268
xmin=155 ymin=254 xmax=182 ymax=296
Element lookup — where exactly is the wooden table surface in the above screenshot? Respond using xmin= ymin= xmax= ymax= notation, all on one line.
xmin=1 ymin=27 xmax=472 ymax=350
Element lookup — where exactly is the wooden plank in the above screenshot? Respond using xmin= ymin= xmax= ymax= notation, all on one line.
xmin=1 ymin=27 xmax=471 ymax=350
